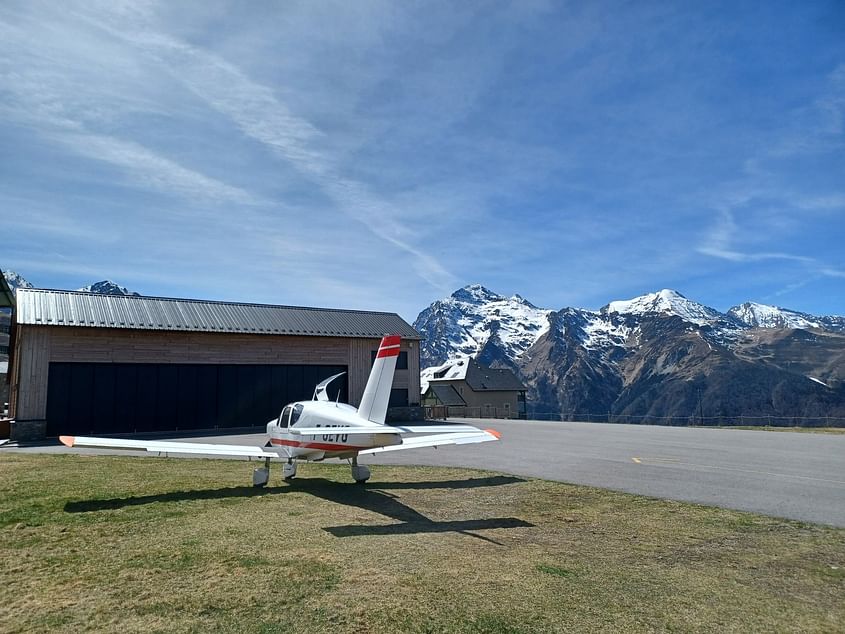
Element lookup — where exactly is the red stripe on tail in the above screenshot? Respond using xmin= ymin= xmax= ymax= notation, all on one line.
xmin=375 ymin=334 xmax=402 ymax=358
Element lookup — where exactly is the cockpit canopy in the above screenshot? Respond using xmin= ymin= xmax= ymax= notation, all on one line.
xmin=278 ymin=403 xmax=304 ymax=428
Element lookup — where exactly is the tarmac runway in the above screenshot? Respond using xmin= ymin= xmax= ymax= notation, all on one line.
xmin=6 ymin=420 xmax=845 ymax=527
xmin=370 ymin=420 xmax=845 ymax=528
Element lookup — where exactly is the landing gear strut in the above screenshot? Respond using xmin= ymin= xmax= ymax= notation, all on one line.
xmin=283 ymin=459 xmax=297 ymax=481
xmin=253 ymin=457 xmax=271 ymax=488
xmin=351 ymin=456 xmax=370 ymax=484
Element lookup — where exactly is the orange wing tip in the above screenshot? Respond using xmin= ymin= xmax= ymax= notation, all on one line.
xmin=59 ymin=435 xmax=75 ymax=447
xmin=485 ymin=429 xmax=502 ymax=440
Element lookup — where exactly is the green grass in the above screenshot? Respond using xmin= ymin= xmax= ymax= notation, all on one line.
xmin=1 ymin=453 xmax=843 ymax=633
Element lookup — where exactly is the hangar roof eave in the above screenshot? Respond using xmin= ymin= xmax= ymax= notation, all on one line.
xmin=14 ymin=288 xmax=421 ymax=340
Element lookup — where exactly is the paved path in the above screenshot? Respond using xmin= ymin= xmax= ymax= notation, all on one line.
xmin=6 ymin=420 xmax=845 ymax=527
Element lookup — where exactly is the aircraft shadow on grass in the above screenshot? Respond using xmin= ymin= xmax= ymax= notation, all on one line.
xmin=63 ymin=475 xmax=534 ymax=544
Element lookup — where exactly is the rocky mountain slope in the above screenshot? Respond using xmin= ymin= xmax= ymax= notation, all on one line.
xmin=2 ymin=270 xmax=34 ymax=293
xmin=76 ymin=280 xmax=140 ymax=296
xmin=414 ymin=284 xmax=551 ymax=372
xmin=414 ymin=286 xmax=845 ymax=422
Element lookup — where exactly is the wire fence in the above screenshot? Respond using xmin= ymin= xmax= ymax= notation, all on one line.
xmin=426 ymin=405 xmax=845 ymax=427
xmin=424 ymin=405 xmax=523 ymax=420
xmin=531 ymin=413 xmax=845 ymax=427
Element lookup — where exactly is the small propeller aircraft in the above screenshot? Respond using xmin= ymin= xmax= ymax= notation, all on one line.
xmin=60 ymin=335 xmax=500 ymax=485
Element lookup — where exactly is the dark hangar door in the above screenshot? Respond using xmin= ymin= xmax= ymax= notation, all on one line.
xmin=46 ymin=362 xmax=347 ymax=437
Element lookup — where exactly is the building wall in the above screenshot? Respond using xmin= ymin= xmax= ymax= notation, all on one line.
xmin=10 ymin=325 xmax=420 ymax=438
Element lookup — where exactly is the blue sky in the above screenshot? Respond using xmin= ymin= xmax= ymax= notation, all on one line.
xmin=1 ymin=1 xmax=843 ymax=321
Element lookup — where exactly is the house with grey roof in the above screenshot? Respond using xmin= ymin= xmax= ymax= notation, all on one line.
xmin=421 ymin=357 xmax=527 ymax=419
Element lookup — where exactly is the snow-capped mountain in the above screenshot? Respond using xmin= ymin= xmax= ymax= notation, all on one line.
xmin=415 ymin=285 xmax=845 ymax=421
xmin=604 ymin=289 xmax=725 ymax=326
xmin=77 ymin=280 xmax=140 ymax=296
xmin=727 ymin=301 xmax=845 ymax=332
xmin=2 ymin=270 xmax=34 ymax=293
xmin=413 ymin=284 xmax=552 ymax=370
xmin=2 ymin=271 xmax=141 ymax=297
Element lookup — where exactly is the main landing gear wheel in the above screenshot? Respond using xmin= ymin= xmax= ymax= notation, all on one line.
xmin=351 ymin=457 xmax=370 ymax=484
xmin=283 ymin=460 xmax=297 ymax=481
xmin=253 ymin=457 xmax=271 ymax=488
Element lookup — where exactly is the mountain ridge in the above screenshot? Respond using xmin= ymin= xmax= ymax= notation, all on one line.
xmin=2 ymin=271 xmax=139 ymax=297
xmin=414 ymin=284 xmax=845 ymax=422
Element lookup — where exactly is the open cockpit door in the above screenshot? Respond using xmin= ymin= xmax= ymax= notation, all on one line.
xmin=313 ymin=372 xmax=346 ymax=402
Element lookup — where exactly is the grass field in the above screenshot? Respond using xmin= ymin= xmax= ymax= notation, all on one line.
xmin=1 ymin=454 xmax=843 ymax=633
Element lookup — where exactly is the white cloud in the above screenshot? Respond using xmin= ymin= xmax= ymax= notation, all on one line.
xmin=0 ymin=10 xmax=260 ymax=207
xmin=59 ymin=2 xmax=459 ymax=291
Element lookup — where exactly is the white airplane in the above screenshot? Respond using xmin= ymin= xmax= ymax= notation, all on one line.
xmin=60 ymin=335 xmax=500 ymax=485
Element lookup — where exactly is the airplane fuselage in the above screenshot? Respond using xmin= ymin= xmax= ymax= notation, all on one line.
xmin=266 ymin=400 xmax=402 ymax=461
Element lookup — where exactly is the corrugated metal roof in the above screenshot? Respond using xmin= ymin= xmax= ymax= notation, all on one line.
xmin=15 ymin=289 xmax=420 ymax=339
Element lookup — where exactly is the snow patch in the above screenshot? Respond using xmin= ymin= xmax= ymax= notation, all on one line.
xmin=807 ymin=376 xmax=829 ymax=388
xmin=581 ymin=312 xmax=631 ymax=350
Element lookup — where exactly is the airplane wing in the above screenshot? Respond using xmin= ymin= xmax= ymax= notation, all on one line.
xmin=59 ymin=435 xmax=276 ymax=459
xmin=359 ymin=429 xmax=500 ymax=455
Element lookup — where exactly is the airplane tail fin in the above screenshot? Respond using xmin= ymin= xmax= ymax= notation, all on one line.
xmin=357 ymin=335 xmax=401 ymax=424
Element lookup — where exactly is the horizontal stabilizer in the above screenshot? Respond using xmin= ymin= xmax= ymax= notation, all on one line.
xmin=360 ymin=429 xmax=500 ymax=455
xmin=60 ymin=435 xmax=275 ymax=459
xmin=288 ymin=425 xmax=402 ymax=435
xmin=389 ymin=424 xmax=481 ymax=434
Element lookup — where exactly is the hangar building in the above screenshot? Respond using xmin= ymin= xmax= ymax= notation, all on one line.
xmin=8 ymin=289 xmax=421 ymax=441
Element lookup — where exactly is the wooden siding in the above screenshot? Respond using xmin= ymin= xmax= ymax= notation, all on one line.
xmin=347 ymin=338 xmax=421 ymax=407
xmin=407 ymin=339 xmax=421 ymax=405
xmin=48 ymin=329 xmax=350 ymax=365
xmin=12 ymin=326 xmax=51 ymax=420
xmin=348 ymin=338 xmax=374 ymax=407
